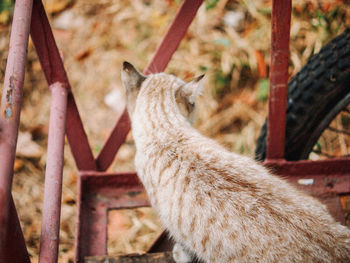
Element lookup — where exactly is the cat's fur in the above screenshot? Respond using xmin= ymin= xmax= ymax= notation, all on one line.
xmin=121 ymin=62 xmax=350 ymax=263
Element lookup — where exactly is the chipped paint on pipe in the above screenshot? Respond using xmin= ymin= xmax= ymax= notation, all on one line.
xmin=0 ymin=0 xmax=33 ymax=257
xmin=39 ymin=82 xmax=68 ymax=263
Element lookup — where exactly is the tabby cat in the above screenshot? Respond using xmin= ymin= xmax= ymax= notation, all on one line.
xmin=121 ymin=62 xmax=350 ymax=263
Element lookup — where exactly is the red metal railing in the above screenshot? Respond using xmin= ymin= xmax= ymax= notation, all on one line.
xmin=0 ymin=0 xmax=349 ymax=262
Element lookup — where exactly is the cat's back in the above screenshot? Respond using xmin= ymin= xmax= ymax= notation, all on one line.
xmin=151 ymin=135 xmax=350 ymax=262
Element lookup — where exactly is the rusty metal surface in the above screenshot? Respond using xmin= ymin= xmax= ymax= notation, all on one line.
xmin=96 ymin=109 xmax=131 ymax=171
xmin=0 ymin=0 xmax=33 ymax=258
xmin=266 ymin=0 xmax=292 ymax=160
xmin=265 ymin=158 xmax=350 ymax=223
xmin=285 ymin=173 xmax=350 ymax=196
xmin=286 ymin=176 xmax=347 ymax=223
xmin=66 ymin=93 xmax=97 ymax=170
xmin=84 ymin=252 xmax=175 ymax=263
xmin=265 ymin=158 xmax=350 ymax=177
xmin=30 ymin=0 xmax=96 ymax=171
xmin=75 ymin=172 xmax=149 ymax=263
xmin=38 ymin=83 xmax=68 ymax=263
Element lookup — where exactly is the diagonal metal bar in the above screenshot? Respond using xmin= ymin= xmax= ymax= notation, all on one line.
xmin=95 ymin=0 xmax=203 ymax=171
xmin=66 ymin=93 xmax=97 ymax=170
xmin=30 ymin=0 xmax=97 ymax=171
xmin=0 ymin=0 xmax=33 ymax=257
xmin=3 ymin=195 xmax=31 ymax=263
xmin=266 ymin=0 xmax=292 ymax=160
xmin=143 ymin=0 xmax=204 ymax=74
xmin=95 ymin=109 xmax=130 ymax=171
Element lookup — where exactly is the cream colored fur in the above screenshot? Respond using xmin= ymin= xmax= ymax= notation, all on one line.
xmin=122 ymin=62 xmax=350 ymax=263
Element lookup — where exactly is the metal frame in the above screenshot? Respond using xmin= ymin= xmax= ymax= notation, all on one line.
xmin=0 ymin=0 xmax=349 ymax=262
xmin=265 ymin=0 xmax=349 ymax=223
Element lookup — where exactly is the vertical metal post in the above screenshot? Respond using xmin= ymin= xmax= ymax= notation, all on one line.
xmin=38 ymin=83 xmax=68 ymax=263
xmin=0 ymin=0 xmax=33 ymax=254
xmin=266 ymin=0 xmax=292 ymax=160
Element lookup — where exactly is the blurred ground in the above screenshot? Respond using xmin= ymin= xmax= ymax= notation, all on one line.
xmin=0 ymin=0 xmax=350 ymax=262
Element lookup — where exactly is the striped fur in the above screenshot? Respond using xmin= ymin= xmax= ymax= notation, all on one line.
xmin=122 ymin=62 xmax=350 ymax=263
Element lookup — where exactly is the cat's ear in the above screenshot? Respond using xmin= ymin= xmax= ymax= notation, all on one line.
xmin=121 ymin=61 xmax=146 ymax=92
xmin=180 ymin=75 xmax=205 ymax=103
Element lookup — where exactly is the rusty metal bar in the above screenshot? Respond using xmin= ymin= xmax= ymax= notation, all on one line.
xmin=144 ymin=0 xmax=203 ymax=74
xmin=285 ymin=172 xmax=350 ymax=195
xmin=38 ymin=82 xmax=68 ymax=263
xmin=0 ymin=0 xmax=33 ymax=255
xmin=266 ymin=0 xmax=292 ymax=160
xmin=265 ymin=157 xmax=350 ymax=177
xmin=95 ymin=0 xmax=203 ymax=170
xmin=96 ymin=109 xmax=130 ymax=171
xmin=66 ymin=93 xmax=97 ymax=170
xmin=3 ymin=195 xmax=31 ymax=263
xmin=30 ymin=0 xmax=97 ymax=171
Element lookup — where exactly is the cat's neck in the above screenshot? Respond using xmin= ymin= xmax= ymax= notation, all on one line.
xmin=132 ymin=76 xmax=193 ymax=143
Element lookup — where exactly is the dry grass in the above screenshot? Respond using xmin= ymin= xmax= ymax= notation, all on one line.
xmin=310 ymin=105 xmax=350 ymax=159
xmin=0 ymin=0 xmax=350 ymax=262
xmin=108 ymin=208 xmax=163 ymax=255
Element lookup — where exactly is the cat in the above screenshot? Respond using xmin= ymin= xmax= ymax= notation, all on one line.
xmin=121 ymin=61 xmax=350 ymax=263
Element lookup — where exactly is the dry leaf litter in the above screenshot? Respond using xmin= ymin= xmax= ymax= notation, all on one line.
xmin=0 ymin=0 xmax=350 ymax=262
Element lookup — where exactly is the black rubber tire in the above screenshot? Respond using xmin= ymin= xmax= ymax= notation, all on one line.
xmin=255 ymin=28 xmax=350 ymax=161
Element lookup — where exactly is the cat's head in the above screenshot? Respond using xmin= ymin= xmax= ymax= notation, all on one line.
xmin=121 ymin=61 xmax=204 ymax=122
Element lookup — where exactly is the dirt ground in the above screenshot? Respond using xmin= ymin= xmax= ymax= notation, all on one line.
xmin=0 ymin=0 xmax=350 ymax=262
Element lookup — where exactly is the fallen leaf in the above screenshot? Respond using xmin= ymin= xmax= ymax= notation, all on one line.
xmin=255 ymin=50 xmax=267 ymax=78
xmin=14 ymin=158 xmax=24 ymax=172
xmin=74 ymin=47 xmax=93 ymax=61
